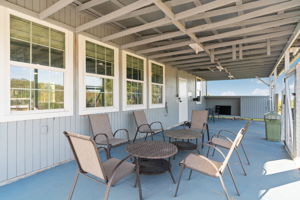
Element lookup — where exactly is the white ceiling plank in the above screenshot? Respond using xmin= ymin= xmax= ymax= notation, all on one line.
xmin=40 ymin=0 xmax=76 ymax=19
xmin=239 ymin=44 xmax=243 ymax=60
xmin=188 ymin=0 xmax=300 ymax=34
xmin=101 ymin=18 xmax=170 ymax=41
xmin=76 ymin=0 xmax=154 ymax=32
xmin=139 ymin=40 xmax=192 ymax=54
xmin=77 ymin=0 xmax=110 ymax=11
xmin=267 ymin=39 xmax=271 ymax=56
xmin=122 ymin=31 xmax=183 ymax=49
xmin=158 ymin=40 xmax=286 ymax=63
xmin=199 ymin=16 xmax=300 ymax=42
xmin=175 ymin=0 xmax=237 ymax=20
xmin=121 ymin=1 xmax=299 ymax=49
xmin=205 ymin=30 xmax=292 ymax=49
xmin=115 ymin=0 xmax=196 ymax=22
xmin=232 ymin=45 xmax=236 ymax=61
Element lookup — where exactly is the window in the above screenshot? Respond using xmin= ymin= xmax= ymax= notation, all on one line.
xmin=195 ymin=77 xmax=205 ymax=104
xmin=78 ymin=35 xmax=119 ymax=115
xmin=149 ymin=60 xmax=165 ymax=108
xmin=0 ymin=8 xmax=73 ymax=122
xmin=122 ymin=51 xmax=147 ymax=110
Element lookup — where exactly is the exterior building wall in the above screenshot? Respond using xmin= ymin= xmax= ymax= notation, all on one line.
xmin=205 ymin=96 xmax=270 ymax=119
xmin=0 ymin=0 xmax=206 ymax=185
xmin=240 ymin=96 xmax=270 ymax=119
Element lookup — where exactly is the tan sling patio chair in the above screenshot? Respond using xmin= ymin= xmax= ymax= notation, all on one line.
xmin=89 ymin=114 xmax=130 ymax=158
xmin=64 ymin=131 xmax=138 ymax=200
xmin=174 ymin=128 xmax=244 ymax=200
xmin=132 ymin=110 xmax=165 ymax=142
xmin=208 ymin=120 xmax=252 ymax=176
xmin=184 ymin=110 xmax=210 ymax=148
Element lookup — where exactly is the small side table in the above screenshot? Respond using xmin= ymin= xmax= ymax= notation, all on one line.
xmin=126 ymin=141 xmax=178 ymax=200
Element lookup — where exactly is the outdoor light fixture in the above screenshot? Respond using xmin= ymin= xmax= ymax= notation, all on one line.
xmin=216 ymin=65 xmax=224 ymax=71
xmin=189 ymin=43 xmax=203 ymax=54
xmin=208 ymin=67 xmax=215 ymax=72
xmin=228 ymin=74 xmax=234 ymax=79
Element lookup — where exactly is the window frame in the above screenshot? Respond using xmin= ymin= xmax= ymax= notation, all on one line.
xmin=195 ymin=77 xmax=204 ymax=104
xmin=0 ymin=7 xmax=74 ymax=122
xmin=148 ymin=60 xmax=165 ymax=109
xmin=78 ymin=34 xmax=119 ymax=115
xmin=122 ymin=51 xmax=147 ymax=111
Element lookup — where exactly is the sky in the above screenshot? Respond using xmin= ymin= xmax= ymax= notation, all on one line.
xmin=207 ymin=78 xmax=271 ymax=96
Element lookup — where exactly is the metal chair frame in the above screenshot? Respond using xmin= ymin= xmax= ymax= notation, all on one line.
xmin=64 ymin=132 xmax=138 ymax=200
xmin=174 ymin=143 xmax=240 ymax=200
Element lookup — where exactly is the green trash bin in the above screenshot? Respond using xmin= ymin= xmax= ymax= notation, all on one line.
xmin=264 ymin=112 xmax=281 ymax=141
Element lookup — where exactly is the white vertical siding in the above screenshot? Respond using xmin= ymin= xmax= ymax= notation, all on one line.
xmin=240 ymin=96 xmax=270 ymax=119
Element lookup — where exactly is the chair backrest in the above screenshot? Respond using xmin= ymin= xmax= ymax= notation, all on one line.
xmin=64 ymin=131 xmax=107 ymax=181
xmin=133 ymin=110 xmax=148 ymax=127
xmin=190 ymin=110 xmax=208 ymax=130
xmin=219 ymin=128 xmax=244 ymax=173
xmin=89 ymin=114 xmax=114 ymax=139
xmin=243 ymin=120 xmax=252 ymax=135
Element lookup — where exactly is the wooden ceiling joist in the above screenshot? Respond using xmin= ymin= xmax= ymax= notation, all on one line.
xmin=40 ymin=0 xmax=76 ymax=19
xmin=77 ymin=0 xmax=110 ymax=11
xmin=76 ymin=0 xmax=154 ymax=32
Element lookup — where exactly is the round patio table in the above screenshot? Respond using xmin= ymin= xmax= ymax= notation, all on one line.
xmin=126 ymin=141 xmax=178 ymax=200
xmin=165 ymin=129 xmax=202 ymax=150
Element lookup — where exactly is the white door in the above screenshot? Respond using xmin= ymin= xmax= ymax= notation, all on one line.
xmin=178 ymin=78 xmax=188 ymax=123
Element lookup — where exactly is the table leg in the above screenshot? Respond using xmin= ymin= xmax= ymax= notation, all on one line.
xmin=135 ymin=158 xmax=143 ymax=200
xmin=168 ymin=162 xmax=176 ymax=184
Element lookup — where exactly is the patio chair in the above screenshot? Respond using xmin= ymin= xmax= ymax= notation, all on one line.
xmin=64 ymin=131 xmax=137 ymax=200
xmin=132 ymin=110 xmax=165 ymax=142
xmin=184 ymin=110 xmax=210 ymax=148
xmin=174 ymin=128 xmax=244 ymax=200
xmin=208 ymin=120 xmax=252 ymax=176
xmin=89 ymin=114 xmax=130 ymax=158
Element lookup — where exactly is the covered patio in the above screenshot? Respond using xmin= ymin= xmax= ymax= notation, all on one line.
xmin=0 ymin=0 xmax=300 ymax=200
xmin=0 ymin=119 xmax=300 ymax=200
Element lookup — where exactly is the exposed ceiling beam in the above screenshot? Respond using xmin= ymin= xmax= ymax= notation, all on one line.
xmin=205 ymin=29 xmax=292 ymax=49
xmin=136 ymin=11 xmax=298 ymax=54
xmin=174 ymin=0 xmax=237 ymax=20
xmin=270 ymin=20 xmax=300 ymax=75
xmin=159 ymin=40 xmax=286 ymax=62
xmin=114 ymin=0 xmax=195 ymax=22
xmin=199 ymin=16 xmax=300 ymax=42
xmin=138 ymin=40 xmax=191 ymax=54
xmin=103 ymin=0 xmax=290 ymax=42
xmin=121 ymin=0 xmax=300 ymax=49
xmin=102 ymin=18 xmax=170 ymax=42
xmin=77 ymin=0 xmax=109 ymax=11
xmin=40 ymin=0 xmax=76 ymax=19
xmin=76 ymin=0 xmax=154 ymax=32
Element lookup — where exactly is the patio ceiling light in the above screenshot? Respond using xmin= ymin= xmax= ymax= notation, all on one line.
xmin=216 ymin=65 xmax=224 ymax=71
xmin=189 ymin=43 xmax=203 ymax=54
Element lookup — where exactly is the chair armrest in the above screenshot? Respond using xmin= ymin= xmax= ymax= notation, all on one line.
xmin=113 ymin=129 xmax=130 ymax=142
xmin=97 ymin=146 xmax=109 ymax=160
xmin=209 ymin=135 xmax=236 ymax=148
xmin=104 ymin=155 xmax=134 ymax=200
xmin=217 ymin=129 xmax=237 ymax=137
xmin=202 ymin=143 xmax=226 ymax=160
xmin=150 ymin=121 xmax=164 ymax=130
xmin=137 ymin=123 xmax=152 ymax=132
xmin=94 ymin=133 xmax=110 ymax=147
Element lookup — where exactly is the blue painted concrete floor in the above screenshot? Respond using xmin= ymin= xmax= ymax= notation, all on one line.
xmin=1 ymin=119 xmax=300 ymax=200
